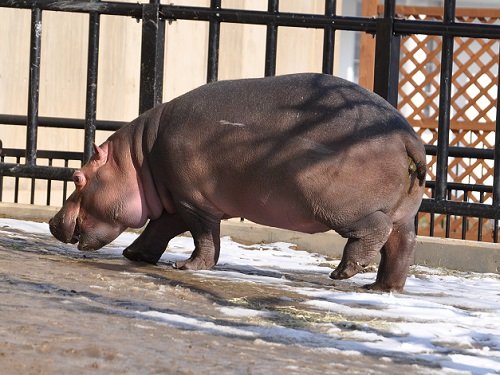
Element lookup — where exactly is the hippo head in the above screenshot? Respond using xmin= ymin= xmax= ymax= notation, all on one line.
xmin=49 ymin=142 xmax=147 ymax=251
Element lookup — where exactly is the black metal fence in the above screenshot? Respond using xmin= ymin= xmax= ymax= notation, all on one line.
xmin=0 ymin=0 xmax=499 ymax=242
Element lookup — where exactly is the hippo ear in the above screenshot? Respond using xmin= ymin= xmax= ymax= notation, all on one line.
xmin=72 ymin=170 xmax=86 ymax=188
xmin=92 ymin=143 xmax=107 ymax=165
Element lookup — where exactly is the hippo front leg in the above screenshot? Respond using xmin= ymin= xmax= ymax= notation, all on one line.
xmin=123 ymin=212 xmax=188 ymax=264
xmin=173 ymin=201 xmax=221 ymax=270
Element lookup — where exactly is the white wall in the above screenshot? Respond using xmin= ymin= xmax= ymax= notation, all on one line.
xmin=0 ymin=0 xmax=344 ymax=204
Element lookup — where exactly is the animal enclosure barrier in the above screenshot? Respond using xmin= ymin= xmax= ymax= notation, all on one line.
xmin=0 ymin=0 xmax=499 ymax=242
xmin=360 ymin=2 xmax=500 ymax=240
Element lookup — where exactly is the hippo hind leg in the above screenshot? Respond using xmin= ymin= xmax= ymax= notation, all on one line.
xmin=173 ymin=201 xmax=221 ymax=271
xmin=364 ymin=218 xmax=416 ymax=292
xmin=175 ymin=226 xmax=220 ymax=270
xmin=330 ymin=211 xmax=392 ymax=280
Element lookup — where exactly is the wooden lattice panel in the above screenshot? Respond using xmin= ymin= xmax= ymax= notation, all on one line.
xmin=396 ymin=8 xmax=498 ymax=172
xmin=395 ymin=6 xmax=499 ymax=241
xmin=361 ymin=4 xmax=500 ymax=241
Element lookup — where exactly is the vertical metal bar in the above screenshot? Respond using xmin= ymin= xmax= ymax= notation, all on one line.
xmin=63 ymin=159 xmax=69 ymax=203
xmin=462 ymin=191 xmax=468 ymax=240
xmin=492 ymin=48 xmax=500 ymax=207
xmin=14 ymin=157 xmax=20 ymax=203
xmin=84 ymin=1 xmax=101 ymax=163
xmin=478 ymin=193 xmax=484 ymax=241
xmin=206 ymin=0 xmax=221 ymax=83
xmin=429 ymin=186 xmax=435 ymax=236
xmin=47 ymin=158 xmax=52 ymax=206
xmin=382 ymin=0 xmax=396 ymax=18
xmin=494 ymin=220 xmax=498 ymax=243
xmin=139 ymin=0 xmax=166 ymax=114
xmin=265 ymin=0 xmax=279 ymax=77
xmin=322 ymin=0 xmax=336 ymax=75
xmin=445 ymin=189 xmax=451 ymax=238
xmin=435 ymin=0 xmax=456 ymax=201
xmin=493 ymin=48 xmax=500 ymax=244
xmin=373 ymin=0 xmax=400 ymax=107
xmin=26 ymin=7 xmax=42 ymax=167
xmin=30 ymin=178 xmax=35 ymax=205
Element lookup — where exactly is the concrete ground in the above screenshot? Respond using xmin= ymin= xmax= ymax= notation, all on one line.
xmin=1 ymin=217 xmax=499 ymax=375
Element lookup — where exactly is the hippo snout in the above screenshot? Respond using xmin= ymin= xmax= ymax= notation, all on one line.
xmin=48 ymin=216 xmax=67 ymax=243
xmin=49 ymin=216 xmax=79 ymax=244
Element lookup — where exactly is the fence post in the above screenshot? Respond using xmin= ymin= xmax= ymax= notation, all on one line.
xmin=373 ymin=0 xmax=400 ymax=107
xmin=207 ymin=0 xmax=221 ymax=83
xmin=27 ymin=7 xmax=42 ymax=167
xmin=265 ymin=0 xmax=279 ymax=77
xmin=493 ymin=49 xmax=500 ymax=242
xmin=322 ymin=0 xmax=336 ymax=75
xmin=493 ymin=49 xmax=500 ymax=208
xmin=84 ymin=0 xmax=100 ymax=163
xmin=434 ymin=0 xmax=456 ymax=202
xmin=139 ymin=0 xmax=166 ymax=114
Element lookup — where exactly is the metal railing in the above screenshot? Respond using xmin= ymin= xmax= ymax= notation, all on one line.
xmin=0 ymin=0 xmax=499 ymax=241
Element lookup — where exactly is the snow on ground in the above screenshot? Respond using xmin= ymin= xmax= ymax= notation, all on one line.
xmin=1 ymin=218 xmax=500 ymax=374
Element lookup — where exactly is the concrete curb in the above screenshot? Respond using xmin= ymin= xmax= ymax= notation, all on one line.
xmin=1 ymin=203 xmax=499 ymax=274
xmin=220 ymin=221 xmax=500 ymax=274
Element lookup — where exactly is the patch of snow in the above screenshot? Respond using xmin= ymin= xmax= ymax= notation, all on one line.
xmin=218 ymin=306 xmax=274 ymax=318
xmin=0 ymin=218 xmax=50 ymax=234
xmin=138 ymin=310 xmax=257 ymax=338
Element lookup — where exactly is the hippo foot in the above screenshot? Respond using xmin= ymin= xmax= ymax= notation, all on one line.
xmin=122 ymin=248 xmax=161 ymax=265
xmin=329 ymin=260 xmax=364 ymax=280
xmin=363 ymin=282 xmax=404 ymax=293
xmin=175 ymin=257 xmax=215 ymax=271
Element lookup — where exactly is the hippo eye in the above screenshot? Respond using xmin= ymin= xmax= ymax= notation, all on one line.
xmin=73 ymin=171 xmax=86 ymax=188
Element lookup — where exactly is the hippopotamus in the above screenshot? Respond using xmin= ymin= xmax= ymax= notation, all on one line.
xmin=49 ymin=73 xmax=426 ymax=292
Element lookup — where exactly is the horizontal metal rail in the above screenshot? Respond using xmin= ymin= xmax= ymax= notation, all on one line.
xmin=160 ymin=5 xmax=377 ymax=32
xmin=0 ymin=164 xmax=74 ymax=180
xmin=0 ymin=114 xmax=125 ymax=131
xmin=425 ymin=180 xmax=494 ymax=194
xmin=2 ymin=121 xmax=497 ymax=161
xmin=424 ymin=145 xmax=495 ymax=160
xmin=3 ymin=119 xmax=496 ymax=160
xmin=394 ymin=19 xmax=500 ymax=39
xmin=0 ymin=0 xmax=141 ymax=17
xmin=1 ymin=149 xmax=79 ymax=181
xmin=420 ymin=199 xmax=500 ymax=220
xmin=1 ymin=148 xmax=82 ymax=161
xmin=1 ymin=0 xmax=499 ymax=39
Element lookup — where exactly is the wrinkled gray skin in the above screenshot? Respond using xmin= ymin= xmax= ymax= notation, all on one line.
xmin=50 ymin=73 xmax=426 ymax=292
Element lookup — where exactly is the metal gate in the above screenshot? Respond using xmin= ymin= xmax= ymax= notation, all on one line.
xmin=0 ymin=0 xmax=499 ymax=241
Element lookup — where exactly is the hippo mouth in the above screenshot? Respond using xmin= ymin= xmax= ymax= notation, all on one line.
xmin=50 ymin=214 xmax=118 ymax=251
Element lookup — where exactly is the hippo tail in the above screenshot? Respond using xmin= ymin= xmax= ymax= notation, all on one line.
xmin=405 ymin=134 xmax=427 ymax=188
